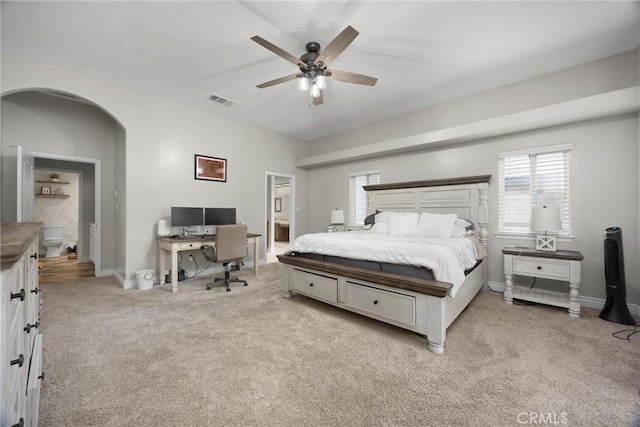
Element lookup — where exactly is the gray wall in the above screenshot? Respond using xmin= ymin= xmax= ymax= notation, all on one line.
xmin=304 ymin=50 xmax=640 ymax=306
xmin=114 ymin=125 xmax=127 ymax=279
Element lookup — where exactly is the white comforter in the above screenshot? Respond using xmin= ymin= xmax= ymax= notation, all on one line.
xmin=288 ymin=231 xmax=486 ymax=297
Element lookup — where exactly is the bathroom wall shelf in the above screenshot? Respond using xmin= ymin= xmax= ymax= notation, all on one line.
xmin=36 ymin=194 xmax=70 ymax=198
xmin=36 ymin=180 xmax=70 ymax=184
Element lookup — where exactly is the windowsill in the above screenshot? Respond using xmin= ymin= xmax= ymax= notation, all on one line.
xmin=495 ymin=231 xmax=575 ymax=242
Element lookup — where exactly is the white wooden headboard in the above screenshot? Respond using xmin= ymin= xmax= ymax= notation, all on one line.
xmin=364 ymin=175 xmax=491 ymax=246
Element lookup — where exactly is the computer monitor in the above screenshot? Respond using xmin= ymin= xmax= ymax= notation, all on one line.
xmin=171 ymin=207 xmax=204 ymax=227
xmin=205 ymin=208 xmax=236 ymax=225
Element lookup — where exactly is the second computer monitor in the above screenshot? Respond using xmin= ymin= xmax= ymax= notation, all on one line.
xmin=205 ymin=208 xmax=236 ymax=225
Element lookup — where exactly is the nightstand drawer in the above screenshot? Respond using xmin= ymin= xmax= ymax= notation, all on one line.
xmin=512 ymin=258 xmax=570 ymax=279
xmin=291 ymin=269 xmax=338 ymax=303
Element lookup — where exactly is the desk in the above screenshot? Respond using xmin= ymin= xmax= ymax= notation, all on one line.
xmin=158 ymin=233 xmax=261 ymax=293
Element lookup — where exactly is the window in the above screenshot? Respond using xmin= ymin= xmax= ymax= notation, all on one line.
xmin=349 ymin=171 xmax=380 ymax=226
xmin=498 ymin=144 xmax=572 ymax=236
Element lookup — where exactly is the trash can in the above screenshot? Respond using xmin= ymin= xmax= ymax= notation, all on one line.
xmin=136 ymin=269 xmax=155 ymax=290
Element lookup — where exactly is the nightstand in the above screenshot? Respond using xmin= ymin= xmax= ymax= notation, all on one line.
xmin=502 ymin=247 xmax=584 ymax=318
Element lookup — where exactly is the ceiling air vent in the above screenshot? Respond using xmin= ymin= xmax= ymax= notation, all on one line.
xmin=208 ymin=93 xmax=235 ymax=107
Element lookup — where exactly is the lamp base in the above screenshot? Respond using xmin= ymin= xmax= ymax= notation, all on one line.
xmin=536 ymin=234 xmax=557 ymax=251
xmin=332 ymin=224 xmax=344 ymax=232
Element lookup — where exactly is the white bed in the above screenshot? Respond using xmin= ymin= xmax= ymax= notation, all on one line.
xmin=277 ymin=175 xmax=491 ymax=354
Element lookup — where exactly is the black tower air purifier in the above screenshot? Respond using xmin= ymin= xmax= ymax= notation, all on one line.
xmin=599 ymin=227 xmax=636 ymax=325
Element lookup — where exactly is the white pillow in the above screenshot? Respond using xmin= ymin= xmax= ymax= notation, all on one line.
xmin=417 ymin=213 xmax=458 ymax=238
xmin=388 ymin=212 xmax=420 ymax=237
xmin=452 ymin=218 xmax=475 ymax=237
xmin=374 ymin=211 xmax=396 ymax=223
xmin=451 ymin=223 xmax=467 ymax=238
xmin=371 ymin=222 xmax=389 ymax=235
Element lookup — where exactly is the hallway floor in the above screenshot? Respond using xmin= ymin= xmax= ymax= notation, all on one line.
xmin=39 ymin=255 xmax=95 ymax=284
xmin=266 ymin=241 xmax=290 ymax=264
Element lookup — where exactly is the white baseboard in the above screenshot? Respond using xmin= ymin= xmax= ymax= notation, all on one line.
xmin=486 ymin=281 xmax=640 ymax=316
xmin=97 ymin=269 xmax=113 ymax=277
xmin=113 ymin=271 xmax=137 ymax=290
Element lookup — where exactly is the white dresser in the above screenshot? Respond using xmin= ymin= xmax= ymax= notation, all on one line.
xmin=1 ymin=223 xmax=44 ymax=427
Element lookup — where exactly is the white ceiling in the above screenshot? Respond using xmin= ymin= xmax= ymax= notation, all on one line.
xmin=2 ymin=1 xmax=639 ymax=141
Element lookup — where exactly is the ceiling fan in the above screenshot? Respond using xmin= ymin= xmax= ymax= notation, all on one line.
xmin=251 ymin=26 xmax=378 ymax=105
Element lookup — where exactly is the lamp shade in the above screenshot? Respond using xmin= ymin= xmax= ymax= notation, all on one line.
xmin=330 ymin=209 xmax=345 ymax=225
xmin=531 ymin=207 xmax=562 ymax=232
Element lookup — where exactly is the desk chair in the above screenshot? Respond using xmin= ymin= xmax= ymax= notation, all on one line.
xmin=201 ymin=224 xmax=248 ymax=291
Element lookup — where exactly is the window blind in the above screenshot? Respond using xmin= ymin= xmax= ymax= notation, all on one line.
xmin=349 ymin=171 xmax=380 ymax=226
xmin=499 ymin=145 xmax=571 ymax=234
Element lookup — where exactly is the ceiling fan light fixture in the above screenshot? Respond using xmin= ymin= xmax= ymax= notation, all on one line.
xmin=298 ymin=76 xmax=310 ymax=91
xmin=310 ymin=84 xmax=321 ymax=98
xmin=252 ymin=26 xmax=376 ymax=106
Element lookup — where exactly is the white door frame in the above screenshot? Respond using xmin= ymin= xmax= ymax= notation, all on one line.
xmin=16 ymin=145 xmax=35 ymax=222
xmin=29 ymin=150 xmax=102 ymax=276
xmin=265 ymin=171 xmax=295 ymax=254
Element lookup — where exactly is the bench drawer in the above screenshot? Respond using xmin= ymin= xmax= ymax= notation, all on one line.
xmin=292 ymin=269 xmax=338 ymax=303
xmin=345 ymin=281 xmax=416 ymax=327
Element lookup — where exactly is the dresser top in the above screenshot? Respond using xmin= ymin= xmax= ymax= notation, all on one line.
xmin=502 ymin=246 xmax=584 ymax=261
xmin=1 ymin=222 xmax=43 ymax=267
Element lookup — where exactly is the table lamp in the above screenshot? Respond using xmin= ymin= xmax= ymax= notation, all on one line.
xmin=330 ymin=209 xmax=345 ymax=232
xmin=531 ymin=206 xmax=562 ymax=251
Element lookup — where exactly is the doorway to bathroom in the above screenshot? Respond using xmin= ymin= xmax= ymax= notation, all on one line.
xmin=20 ymin=149 xmax=102 ymax=282
xmin=265 ymin=172 xmax=294 ymax=264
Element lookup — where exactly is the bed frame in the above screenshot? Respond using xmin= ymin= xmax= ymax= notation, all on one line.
xmin=278 ymin=175 xmax=491 ymax=354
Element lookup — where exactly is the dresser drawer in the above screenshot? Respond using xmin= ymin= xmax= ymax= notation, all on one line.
xmin=512 ymin=257 xmax=570 ymax=279
xmin=291 ymin=269 xmax=338 ymax=303
xmin=345 ymin=281 xmax=416 ymax=327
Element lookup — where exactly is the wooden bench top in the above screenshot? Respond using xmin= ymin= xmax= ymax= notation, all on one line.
xmin=277 ymin=254 xmax=451 ymax=298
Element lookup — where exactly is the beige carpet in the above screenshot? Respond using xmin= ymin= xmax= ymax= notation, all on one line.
xmin=39 ymin=263 xmax=639 ymax=426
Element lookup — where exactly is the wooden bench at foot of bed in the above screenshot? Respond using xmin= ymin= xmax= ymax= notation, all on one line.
xmin=277 ymin=253 xmax=487 ymax=355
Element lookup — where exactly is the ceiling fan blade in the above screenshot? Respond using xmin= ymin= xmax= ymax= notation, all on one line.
xmin=327 ymin=69 xmax=377 ymax=86
xmin=256 ymin=73 xmax=298 ymax=89
xmin=312 ymin=90 xmax=324 ymax=105
xmin=251 ymin=35 xmax=307 ymax=69
xmin=316 ymin=25 xmax=359 ymax=66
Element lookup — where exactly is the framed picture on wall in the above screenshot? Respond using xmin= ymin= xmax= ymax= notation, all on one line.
xmin=275 ymin=198 xmax=282 ymax=212
xmin=194 ymin=154 xmax=227 ymax=182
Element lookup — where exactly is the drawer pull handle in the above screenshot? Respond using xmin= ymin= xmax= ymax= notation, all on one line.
xmin=39 ymin=372 xmax=45 ymax=381
xmin=12 ymin=417 xmax=24 ymax=427
xmin=373 ymin=300 xmax=378 ymax=305
xmin=30 ymin=252 xmax=38 ymax=259
xmin=10 ymin=354 xmax=24 ymax=368
xmin=309 ymin=283 xmax=314 ymax=287
xmin=537 ymin=266 xmax=542 ymax=270
xmin=10 ymin=289 xmax=25 ymax=301
xmin=24 ymin=322 xmax=39 ymax=333
xmin=31 ymin=287 xmax=40 ymax=294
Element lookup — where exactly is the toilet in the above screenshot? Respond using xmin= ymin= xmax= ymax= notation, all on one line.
xmin=43 ymin=226 xmax=65 ymax=258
